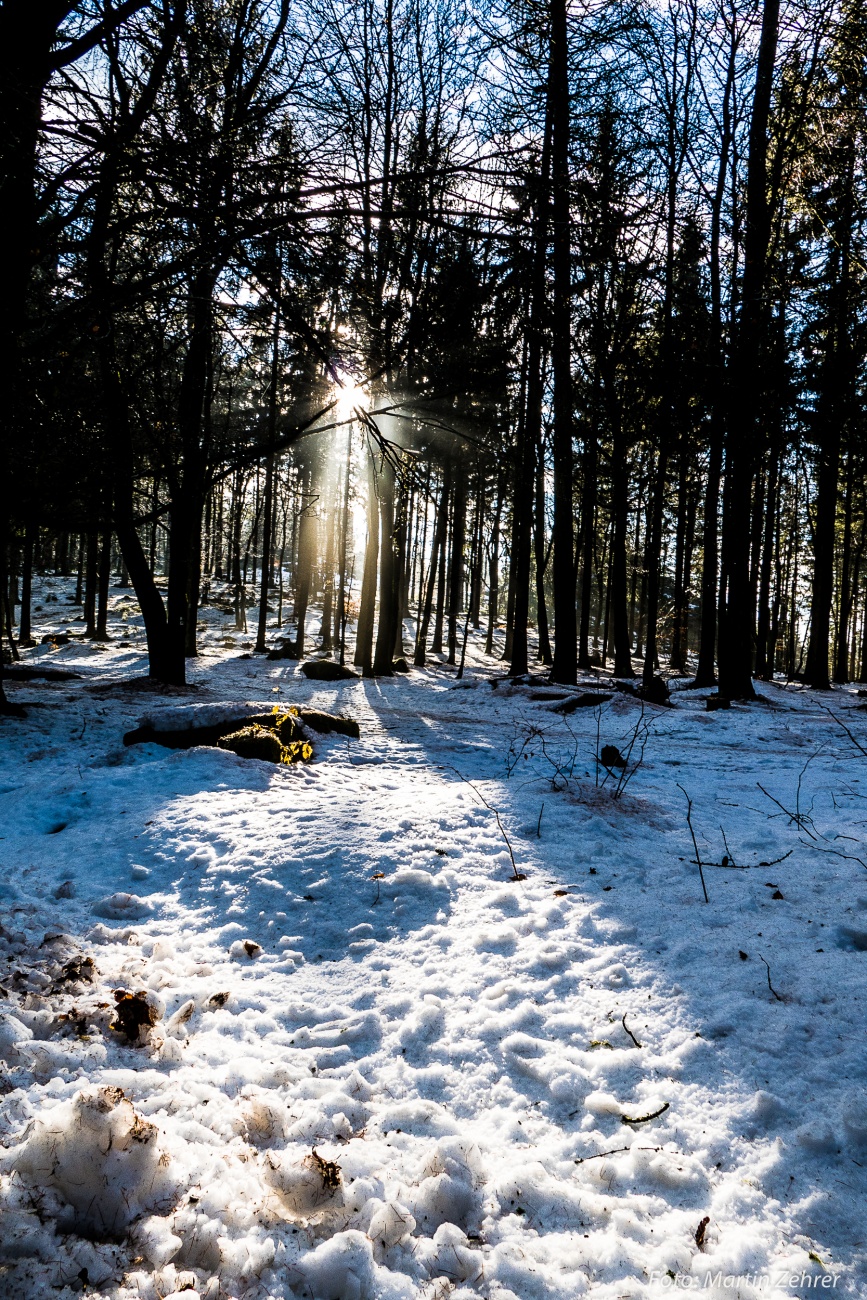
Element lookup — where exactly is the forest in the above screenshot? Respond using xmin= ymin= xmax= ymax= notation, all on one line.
xmin=3 ymin=0 xmax=865 ymax=704
xmin=5 ymin=5 xmax=867 ymax=1298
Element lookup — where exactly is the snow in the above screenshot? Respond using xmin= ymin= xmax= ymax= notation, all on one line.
xmin=1 ymin=578 xmax=866 ymax=1298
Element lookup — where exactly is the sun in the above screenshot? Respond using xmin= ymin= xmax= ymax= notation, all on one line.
xmin=335 ymin=383 xmax=369 ymax=421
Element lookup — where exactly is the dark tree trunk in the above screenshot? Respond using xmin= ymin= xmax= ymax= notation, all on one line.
xmin=485 ymin=472 xmax=504 ymax=656
xmin=510 ymin=95 xmax=552 ymax=678
xmin=718 ymin=0 xmax=780 ymax=699
xmin=669 ymin=446 xmax=688 ymax=672
xmin=18 ymin=524 xmax=35 ymax=647
xmin=392 ymin=485 xmax=409 ymax=660
xmin=549 ymin=0 xmax=577 ymax=684
xmin=604 ymin=378 xmax=633 ymax=677
xmin=256 ymin=301 xmax=281 ymax=654
xmin=807 ymin=143 xmax=855 ymax=688
xmin=642 ymin=444 xmax=670 ymax=686
xmin=431 ymin=504 xmax=449 ymax=657
xmin=447 ymin=470 xmax=466 ymax=665
xmin=320 ymin=500 xmax=336 ymax=653
xmin=534 ymin=436 xmax=552 ymax=665
xmin=83 ymin=533 xmax=99 ymax=638
xmin=355 ymin=450 xmax=379 ymax=674
xmin=415 ymin=466 xmax=450 ymax=666
xmin=578 ymin=376 xmax=600 ymax=670
xmin=834 ymin=450 xmax=855 ymax=683
xmin=755 ymin=446 xmax=779 ymax=680
xmin=294 ymin=459 xmax=317 ymax=661
xmin=336 ymin=430 xmax=353 ymax=664
xmin=95 ymin=531 xmax=112 ymax=640
xmin=373 ymin=455 xmax=398 ymax=675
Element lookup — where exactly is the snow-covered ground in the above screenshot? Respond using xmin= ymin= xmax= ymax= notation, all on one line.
xmin=1 ymin=578 xmax=866 ymax=1300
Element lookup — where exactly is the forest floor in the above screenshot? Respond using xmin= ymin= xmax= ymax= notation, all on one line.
xmin=1 ymin=578 xmax=866 ymax=1300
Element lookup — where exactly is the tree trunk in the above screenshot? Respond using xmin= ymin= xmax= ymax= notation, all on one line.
xmin=18 ymin=523 xmax=34 ymax=647
xmin=534 ymin=436 xmax=552 ymax=665
xmin=83 ymin=533 xmax=99 ymax=638
xmin=415 ymin=465 xmax=450 ymax=666
xmin=355 ymin=448 xmax=379 ymax=674
xmin=95 ymin=531 xmax=112 ymax=640
xmin=336 ymin=429 xmax=353 ymax=664
xmin=373 ymin=454 xmax=398 ymax=675
xmin=549 ymin=0 xmax=577 ymax=684
xmin=447 ymin=470 xmax=467 ymax=665
xmin=485 ymin=472 xmax=503 ymax=656
xmin=718 ymin=0 xmax=780 ymax=699
xmin=255 ymin=299 xmax=280 ymax=654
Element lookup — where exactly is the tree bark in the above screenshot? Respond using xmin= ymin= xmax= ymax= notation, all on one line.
xmin=718 ymin=0 xmax=780 ymax=699
xmin=355 ymin=448 xmax=379 ymax=674
xmin=549 ymin=0 xmax=577 ymax=684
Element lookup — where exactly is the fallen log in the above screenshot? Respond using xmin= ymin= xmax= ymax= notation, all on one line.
xmin=3 ymin=665 xmax=81 ymax=682
xmin=553 ymin=692 xmax=613 ymax=713
xmin=123 ymin=706 xmax=360 ymax=749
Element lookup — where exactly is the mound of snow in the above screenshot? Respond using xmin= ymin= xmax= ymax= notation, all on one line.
xmin=407 ymin=1138 xmax=484 ymax=1235
xmin=7 ymin=1086 xmax=178 ymax=1238
xmin=92 ymin=892 xmax=154 ymax=920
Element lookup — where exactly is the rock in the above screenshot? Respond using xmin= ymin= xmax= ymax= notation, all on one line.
xmin=299 ymin=709 xmax=360 ymax=738
xmin=267 ymin=640 xmax=296 ymax=660
xmin=301 ymin=659 xmax=357 ymax=681
xmin=638 ymin=675 xmax=670 ymax=705
xmin=217 ymin=726 xmax=284 ymax=763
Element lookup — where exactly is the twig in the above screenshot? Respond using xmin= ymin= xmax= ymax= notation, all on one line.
xmin=613 ymin=705 xmax=651 ymax=799
xmin=756 ymin=782 xmax=816 ymax=838
xmin=621 ymin=1013 xmax=642 ymax=1048
xmin=821 ymin=705 xmax=867 ymax=758
xmin=759 ymin=770 xmax=867 ymax=870
xmin=621 ymin=1102 xmax=669 ymax=1125
xmin=678 ymin=784 xmax=709 ymax=903
xmin=443 ymin=763 xmax=525 ymax=880
xmin=536 ymin=803 xmax=545 ymax=838
xmin=760 ymin=955 xmax=783 ymax=1002
xmin=714 ymin=834 xmax=792 ymax=869
xmin=573 ymin=1144 xmax=666 ymax=1163
xmin=720 ymin=825 xmax=736 ymax=867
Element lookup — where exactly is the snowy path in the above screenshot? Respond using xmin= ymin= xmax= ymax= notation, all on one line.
xmin=1 ymin=627 xmax=866 ymax=1298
